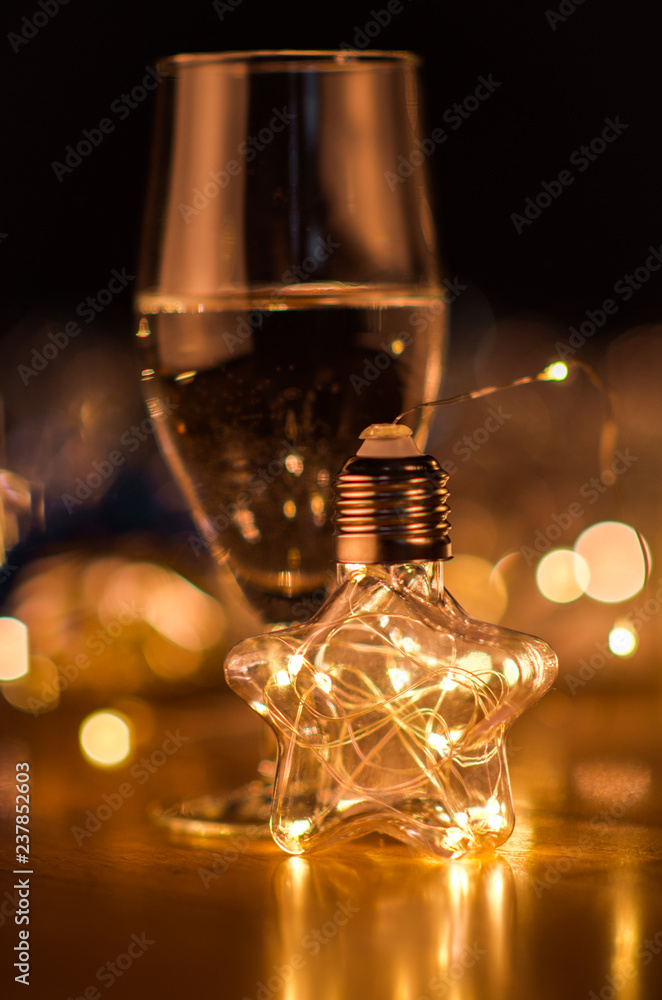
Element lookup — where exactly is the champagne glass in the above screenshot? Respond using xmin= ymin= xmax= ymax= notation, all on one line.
xmin=136 ymin=50 xmax=447 ymax=833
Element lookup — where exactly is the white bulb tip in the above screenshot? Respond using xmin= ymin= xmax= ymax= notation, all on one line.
xmin=357 ymin=424 xmax=421 ymax=458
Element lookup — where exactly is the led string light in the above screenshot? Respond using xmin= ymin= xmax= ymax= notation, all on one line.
xmin=262 ymin=620 xmax=510 ymax=856
xmin=224 ymin=360 xmax=641 ymax=859
xmin=395 ymin=359 xmax=650 ymax=589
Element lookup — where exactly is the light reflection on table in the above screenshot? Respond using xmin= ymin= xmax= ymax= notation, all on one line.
xmin=1 ymin=689 xmax=662 ymax=998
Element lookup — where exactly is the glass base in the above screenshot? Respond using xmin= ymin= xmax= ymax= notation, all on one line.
xmin=150 ymin=774 xmax=274 ymax=840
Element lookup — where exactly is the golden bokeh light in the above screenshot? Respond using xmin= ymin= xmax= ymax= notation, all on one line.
xmin=79 ymin=710 xmax=132 ymax=767
xmin=535 ymin=549 xmax=590 ymax=603
xmin=0 ymin=617 xmax=29 ymax=681
xmin=1 ymin=655 xmax=59 ymax=714
xmin=100 ymin=562 xmax=224 ymax=652
xmin=574 ymin=522 xmax=648 ymax=603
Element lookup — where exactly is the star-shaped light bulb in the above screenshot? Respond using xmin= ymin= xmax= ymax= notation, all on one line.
xmin=224 ymin=425 xmax=558 ymax=859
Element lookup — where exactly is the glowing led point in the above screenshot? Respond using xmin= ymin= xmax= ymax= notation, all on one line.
xmin=79 ymin=710 xmax=132 ymax=767
xmin=536 ymin=548 xmax=590 ymax=603
xmin=427 ymin=732 xmax=449 ymax=754
xmin=314 ymin=672 xmax=332 ymax=693
xmin=541 ymin=361 xmax=569 ymax=381
xmin=288 ymin=653 xmax=305 ymax=677
xmin=287 ymin=819 xmax=312 ymax=838
xmin=440 ymin=675 xmax=457 ymax=692
xmin=274 ymin=670 xmax=291 ymax=687
xmin=608 ymin=622 xmax=638 ymax=657
xmin=503 ymin=658 xmax=520 ymax=687
xmin=283 ymin=500 xmax=297 ymax=519
xmin=388 ymin=667 xmax=409 ymax=692
xmin=391 ymin=338 xmax=405 ymax=355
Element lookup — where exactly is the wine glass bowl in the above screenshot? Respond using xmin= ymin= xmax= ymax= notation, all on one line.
xmin=136 ymin=51 xmax=445 ymax=625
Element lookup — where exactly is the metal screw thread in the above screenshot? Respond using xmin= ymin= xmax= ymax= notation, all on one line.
xmin=333 ymin=454 xmax=452 ymax=565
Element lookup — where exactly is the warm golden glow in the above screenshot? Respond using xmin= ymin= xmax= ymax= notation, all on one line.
xmin=572 ymin=760 xmax=650 ymax=804
xmin=609 ymin=885 xmax=641 ymax=1000
xmin=608 ymin=621 xmax=638 ymax=657
xmin=101 ymin=562 xmax=224 ymax=651
xmin=283 ymin=500 xmax=297 ymax=519
xmin=574 ymin=522 xmax=647 ymax=603
xmin=0 ymin=617 xmax=29 ymax=681
xmin=1 ymin=655 xmax=59 ymax=713
xmin=444 ymin=555 xmax=507 ymax=622
xmin=79 ymin=710 xmax=132 ymax=767
xmin=535 ymin=549 xmax=590 ymax=603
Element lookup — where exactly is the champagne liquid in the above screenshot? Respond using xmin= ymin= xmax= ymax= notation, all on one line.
xmin=137 ymin=286 xmax=445 ymax=622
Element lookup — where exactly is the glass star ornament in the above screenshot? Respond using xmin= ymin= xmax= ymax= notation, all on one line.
xmin=224 ymin=425 xmax=558 ymax=859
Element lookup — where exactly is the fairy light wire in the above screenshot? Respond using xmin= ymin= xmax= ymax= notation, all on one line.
xmin=263 ymin=593 xmax=513 ymax=850
xmin=395 ymin=358 xmax=649 ymax=586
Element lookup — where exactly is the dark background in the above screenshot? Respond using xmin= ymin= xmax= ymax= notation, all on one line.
xmin=0 ymin=0 xmax=660 ymax=565
xmin=2 ymin=0 xmax=661 ymax=329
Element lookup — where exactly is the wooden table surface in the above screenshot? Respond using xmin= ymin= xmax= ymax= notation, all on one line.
xmin=1 ymin=687 xmax=662 ymax=1000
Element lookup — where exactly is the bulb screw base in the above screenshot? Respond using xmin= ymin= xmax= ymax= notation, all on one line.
xmin=333 ymin=454 xmax=452 ymax=565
